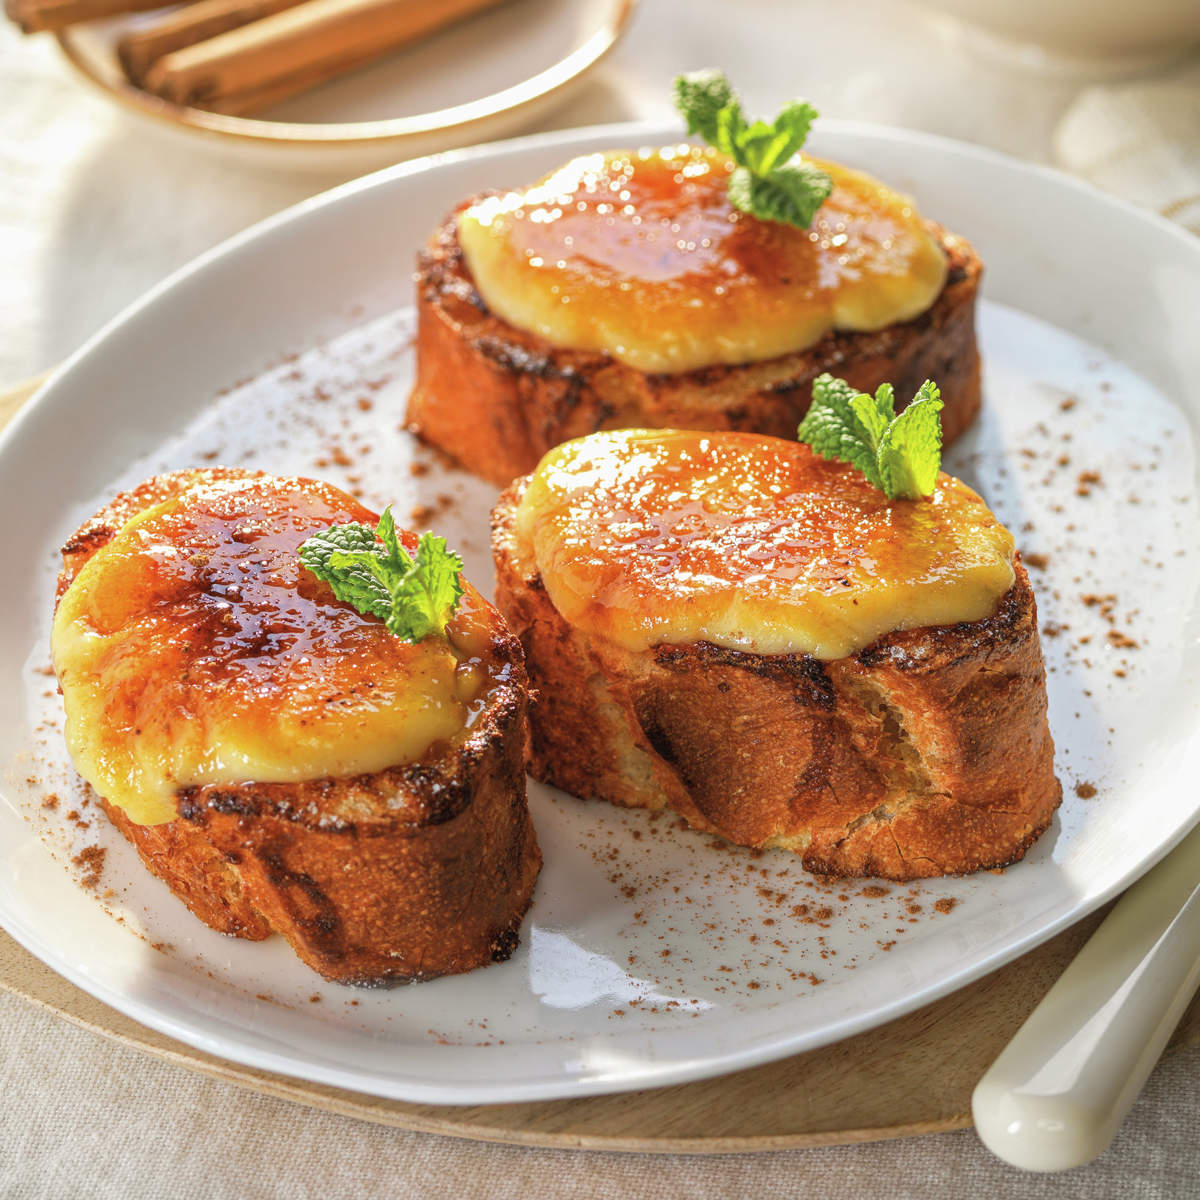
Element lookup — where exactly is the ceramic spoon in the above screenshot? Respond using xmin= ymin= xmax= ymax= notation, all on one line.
xmin=972 ymin=822 xmax=1200 ymax=1171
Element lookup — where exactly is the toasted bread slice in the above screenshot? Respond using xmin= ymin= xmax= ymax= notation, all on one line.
xmin=408 ymin=205 xmax=982 ymax=488
xmin=54 ymin=469 xmax=540 ymax=984
xmin=491 ymin=448 xmax=1059 ymax=881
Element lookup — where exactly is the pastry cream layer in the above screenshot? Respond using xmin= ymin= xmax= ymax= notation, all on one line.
xmin=52 ymin=474 xmax=490 ymax=825
xmin=458 ymin=145 xmax=948 ymax=374
xmin=515 ymin=430 xmax=1015 ymax=660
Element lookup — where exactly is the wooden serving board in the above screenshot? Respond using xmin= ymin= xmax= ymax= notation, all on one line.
xmin=3 ymin=373 xmax=1196 ymax=1152
xmin=2 ymin=914 xmax=1197 ymax=1154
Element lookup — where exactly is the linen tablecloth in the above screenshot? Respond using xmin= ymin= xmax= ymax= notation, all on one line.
xmin=2 ymin=1 xmax=1197 ymax=1193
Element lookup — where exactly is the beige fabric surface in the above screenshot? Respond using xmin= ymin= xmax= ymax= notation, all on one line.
xmin=1 ymin=992 xmax=1198 ymax=1199
xmin=1054 ymin=59 xmax=1200 ymax=235
xmin=2 ymin=3 xmax=1199 ymax=1195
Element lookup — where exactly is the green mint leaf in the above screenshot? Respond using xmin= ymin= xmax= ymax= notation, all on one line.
xmin=673 ymin=70 xmax=832 ymax=228
xmin=375 ymin=505 xmax=410 ymax=577
xmin=298 ymin=523 xmax=392 ymax=621
xmin=714 ymin=101 xmax=747 ymax=159
xmin=299 ymin=508 xmax=464 ymax=642
xmin=731 ymin=118 xmax=778 ymax=173
xmin=850 ymin=383 xmax=895 ymax=447
xmin=385 ymin=533 xmax=465 ymax=642
xmin=797 ymin=374 xmax=944 ymax=501
xmin=796 ymin=373 xmax=887 ymax=492
xmin=673 ymin=69 xmax=738 ymax=145
xmin=728 ymin=162 xmax=834 ymax=229
xmin=735 ymin=101 xmax=819 ymax=174
xmin=877 ymin=381 xmax=944 ymax=501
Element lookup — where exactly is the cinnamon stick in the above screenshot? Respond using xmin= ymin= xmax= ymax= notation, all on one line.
xmin=142 ymin=0 xmax=509 ymax=114
xmin=5 ymin=0 xmax=171 ymax=35
xmin=118 ymin=0 xmax=304 ymax=85
xmin=196 ymin=40 xmax=399 ymax=115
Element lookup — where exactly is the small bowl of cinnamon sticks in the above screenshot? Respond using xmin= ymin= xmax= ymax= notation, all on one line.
xmin=7 ymin=0 xmax=635 ymax=172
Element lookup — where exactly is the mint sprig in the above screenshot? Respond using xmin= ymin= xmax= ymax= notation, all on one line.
xmin=673 ymin=69 xmax=833 ymax=229
xmin=797 ymin=374 xmax=944 ymax=501
xmin=299 ymin=508 xmax=464 ymax=642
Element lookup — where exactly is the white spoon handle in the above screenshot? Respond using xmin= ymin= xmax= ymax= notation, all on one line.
xmin=972 ymin=823 xmax=1200 ymax=1172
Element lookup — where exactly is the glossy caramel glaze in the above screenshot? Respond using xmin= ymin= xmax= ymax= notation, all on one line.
xmin=52 ymin=472 xmax=496 ymax=825
xmin=515 ymin=430 xmax=1015 ymax=659
xmin=458 ymin=145 xmax=949 ymax=373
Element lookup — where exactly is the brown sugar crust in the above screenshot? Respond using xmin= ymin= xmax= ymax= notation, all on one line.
xmin=408 ymin=206 xmax=983 ymax=487
xmin=57 ymin=470 xmax=541 ymax=985
xmin=492 ymin=483 xmax=1060 ymax=881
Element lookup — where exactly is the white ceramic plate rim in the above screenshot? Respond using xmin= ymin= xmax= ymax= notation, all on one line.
xmin=3 ymin=120 xmax=1199 ymax=1104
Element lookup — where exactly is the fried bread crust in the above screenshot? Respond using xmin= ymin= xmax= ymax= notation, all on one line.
xmin=56 ymin=469 xmax=541 ymax=984
xmin=409 ymin=208 xmax=983 ymax=487
xmin=492 ymin=482 xmax=1059 ymax=881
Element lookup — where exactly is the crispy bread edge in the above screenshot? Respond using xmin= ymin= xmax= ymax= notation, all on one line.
xmin=408 ymin=208 xmax=983 ymax=486
xmin=55 ymin=470 xmax=541 ymax=984
xmin=491 ymin=481 xmax=1060 ymax=882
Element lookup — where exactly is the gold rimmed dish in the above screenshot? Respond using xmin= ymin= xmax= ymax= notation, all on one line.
xmin=56 ymin=0 xmax=636 ymax=172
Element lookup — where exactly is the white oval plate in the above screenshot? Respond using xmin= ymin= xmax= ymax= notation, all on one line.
xmin=1 ymin=122 xmax=1198 ymax=1106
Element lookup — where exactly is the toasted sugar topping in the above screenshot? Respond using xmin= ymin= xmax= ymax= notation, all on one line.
xmin=459 ymin=145 xmax=948 ymax=374
xmin=52 ymin=474 xmax=493 ymax=825
xmin=515 ymin=430 xmax=1015 ymax=659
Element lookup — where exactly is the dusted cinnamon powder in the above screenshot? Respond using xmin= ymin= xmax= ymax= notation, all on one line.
xmin=72 ymin=845 xmax=106 ymax=891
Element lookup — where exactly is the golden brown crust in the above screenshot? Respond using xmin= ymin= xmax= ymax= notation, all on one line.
xmin=57 ymin=470 xmax=541 ymax=984
xmin=492 ymin=483 xmax=1059 ymax=881
xmin=408 ymin=206 xmax=983 ymax=487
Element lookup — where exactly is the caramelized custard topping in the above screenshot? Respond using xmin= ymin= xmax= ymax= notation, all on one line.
xmin=458 ymin=145 xmax=948 ymax=374
xmin=52 ymin=473 xmax=493 ymax=825
xmin=515 ymin=431 xmax=1015 ymax=659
